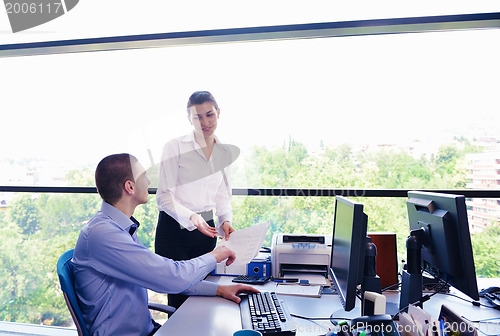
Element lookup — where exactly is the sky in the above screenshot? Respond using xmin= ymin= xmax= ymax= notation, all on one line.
xmin=1 ymin=1 xmax=500 ymax=171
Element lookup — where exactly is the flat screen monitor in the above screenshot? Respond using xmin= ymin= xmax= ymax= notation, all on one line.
xmin=405 ymin=191 xmax=479 ymax=302
xmin=329 ymin=196 xmax=369 ymax=311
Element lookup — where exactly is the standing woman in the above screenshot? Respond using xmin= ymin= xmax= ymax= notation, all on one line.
xmin=155 ymin=91 xmax=236 ymax=309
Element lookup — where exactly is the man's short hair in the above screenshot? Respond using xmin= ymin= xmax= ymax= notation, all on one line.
xmin=187 ymin=91 xmax=219 ymax=114
xmin=95 ymin=153 xmax=138 ymax=205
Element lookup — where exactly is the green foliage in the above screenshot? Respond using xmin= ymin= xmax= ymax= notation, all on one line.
xmin=64 ymin=167 xmax=94 ymax=186
xmin=435 ymin=144 xmax=460 ymax=176
xmin=231 ymin=140 xmax=498 ymax=278
xmin=0 ymin=168 xmax=101 ymax=325
xmin=0 ymin=221 xmax=78 ymax=325
xmin=363 ymin=150 xmax=433 ymax=188
xmin=471 ymin=223 xmax=500 ymax=278
xmin=8 ymin=194 xmax=40 ymax=235
xmin=36 ymin=193 xmax=100 ymax=237
xmin=134 ymin=195 xmax=160 ymax=249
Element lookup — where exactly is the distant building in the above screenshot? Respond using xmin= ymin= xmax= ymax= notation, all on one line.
xmin=0 ymin=199 xmax=8 ymax=217
xmin=466 ymin=150 xmax=500 ymax=232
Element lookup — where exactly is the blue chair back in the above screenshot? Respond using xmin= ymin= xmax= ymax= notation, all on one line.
xmin=57 ymin=249 xmax=91 ymax=336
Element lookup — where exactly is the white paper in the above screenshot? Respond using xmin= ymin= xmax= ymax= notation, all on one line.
xmin=275 ymin=284 xmax=323 ymax=297
xmin=399 ymin=312 xmax=418 ymax=336
xmin=283 ymin=272 xmax=329 ymax=286
xmin=408 ymin=304 xmax=433 ymax=336
xmin=219 ymin=221 xmax=269 ymax=265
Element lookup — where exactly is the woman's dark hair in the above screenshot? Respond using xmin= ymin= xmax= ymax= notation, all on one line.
xmin=95 ymin=153 xmax=138 ymax=205
xmin=187 ymin=91 xmax=219 ymax=114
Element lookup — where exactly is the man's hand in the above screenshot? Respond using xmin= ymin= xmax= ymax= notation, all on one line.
xmin=220 ymin=221 xmax=235 ymax=241
xmin=190 ymin=214 xmax=218 ymax=238
xmin=208 ymin=246 xmax=236 ymax=266
xmin=216 ymin=284 xmax=260 ymax=303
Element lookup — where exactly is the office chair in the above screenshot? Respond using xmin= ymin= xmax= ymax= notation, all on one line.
xmin=57 ymin=249 xmax=176 ymax=336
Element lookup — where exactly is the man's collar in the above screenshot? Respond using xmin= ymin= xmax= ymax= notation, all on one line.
xmin=100 ymin=201 xmax=140 ymax=231
xmin=130 ymin=216 xmax=140 ymax=227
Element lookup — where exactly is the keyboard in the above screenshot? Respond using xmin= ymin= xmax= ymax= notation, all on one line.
xmin=232 ymin=275 xmax=271 ymax=285
xmin=240 ymin=292 xmax=296 ymax=336
xmin=479 ymin=286 xmax=500 ymax=310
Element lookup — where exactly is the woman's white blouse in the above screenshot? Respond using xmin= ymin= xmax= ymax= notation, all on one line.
xmin=156 ymin=132 xmax=234 ymax=232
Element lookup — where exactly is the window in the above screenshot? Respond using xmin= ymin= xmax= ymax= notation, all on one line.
xmin=2 ymin=28 xmax=500 ymax=190
xmin=1 ymin=10 xmax=500 ymax=328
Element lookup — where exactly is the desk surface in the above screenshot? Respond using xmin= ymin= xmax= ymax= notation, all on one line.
xmin=156 ymin=277 xmax=500 ymax=336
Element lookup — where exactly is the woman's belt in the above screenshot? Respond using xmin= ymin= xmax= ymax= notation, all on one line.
xmin=197 ymin=209 xmax=214 ymax=222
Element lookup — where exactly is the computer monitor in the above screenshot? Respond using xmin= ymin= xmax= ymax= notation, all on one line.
xmin=400 ymin=191 xmax=479 ymax=310
xmin=329 ymin=196 xmax=369 ymax=312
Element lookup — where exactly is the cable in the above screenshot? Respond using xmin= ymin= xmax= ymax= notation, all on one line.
xmin=290 ymin=313 xmax=353 ymax=323
xmin=462 ymin=317 xmax=500 ymax=323
xmin=289 ymin=313 xmax=330 ymax=331
xmin=443 ymin=292 xmax=497 ymax=309
xmin=459 ymin=315 xmax=500 ymax=336
xmin=424 ymin=280 xmax=449 ymax=300
xmin=259 ymin=246 xmax=271 ymax=253
xmin=381 ymin=282 xmax=401 ymax=292
xmin=477 ymin=330 xmax=500 ymax=336
xmin=289 ymin=313 xmax=349 ymax=335
xmin=290 ymin=313 xmax=337 ymax=321
xmin=393 ymin=280 xmax=449 ymax=320
xmin=470 ymin=318 xmax=500 ymax=336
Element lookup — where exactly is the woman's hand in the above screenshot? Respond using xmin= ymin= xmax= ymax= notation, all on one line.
xmin=220 ymin=221 xmax=235 ymax=241
xmin=190 ymin=214 xmax=218 ymax=238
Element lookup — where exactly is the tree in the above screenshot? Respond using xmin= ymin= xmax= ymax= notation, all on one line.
xmin=36 ymin=193 xmax=100 ymax=238
xmin=64 ymin=167 xmax=94 ymax=186
xmin=435 ymin=144 xmax=459 ymax=176
xmin=134 ymin=195 xmax=160 ymax=249
xmin=8 ymin=194 xmax=40 ymax=235
xmin=471 ymin=223 xmax=500 ymax=277
xmin=362 ymin=149 xmax=433 ymax=189
xmin=0 ymin=221 xmax=77 ymax=324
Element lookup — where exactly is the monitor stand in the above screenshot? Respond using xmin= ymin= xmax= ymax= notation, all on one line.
xmin=361 ymin=237 xmax=400 ymax=317
xmin=331 ymin=306 xmax=362 ymax=320
xmin=332 ymin=299 xmax=400 ymax=320
xmin=399 ymin=230 xmax=425 ymax=311
xmin=386 ymin=302 xmax=402 ymax=317
xmin=361 ymin=237 xmax=382 ymax=314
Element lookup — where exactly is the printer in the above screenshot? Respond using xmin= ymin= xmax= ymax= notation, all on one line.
xmin=271 ymin=233 xmax=332 ymax=279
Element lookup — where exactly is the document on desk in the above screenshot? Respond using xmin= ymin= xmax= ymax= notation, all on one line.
xmin=275 ymin=284 xmax=323 ymax=298
xmin=218 ymin=221 xmax=269 ymax=265
xmin=283 ymin=272 xmax=329 ymax=286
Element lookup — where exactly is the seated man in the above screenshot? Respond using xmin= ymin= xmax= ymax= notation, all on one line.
xmin=72 ymin=153 xmax=258 ymax=336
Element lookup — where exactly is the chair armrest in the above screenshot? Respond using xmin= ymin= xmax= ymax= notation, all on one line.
xmin=148 ymin=302 xmax=176 ymax=315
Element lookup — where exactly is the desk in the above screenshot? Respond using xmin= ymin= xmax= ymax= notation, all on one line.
xmin=156 ymin=277 xmax=500 ymax=336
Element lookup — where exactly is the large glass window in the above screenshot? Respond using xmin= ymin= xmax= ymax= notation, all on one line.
xmin=1 ymin=28 xmax=499 ymax=189
xmin=1 ymin=23 xmax=499 ymax=329
xmin=1 ymin=191 xmax=498 ymax=327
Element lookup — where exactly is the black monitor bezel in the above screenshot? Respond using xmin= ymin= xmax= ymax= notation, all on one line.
xmin=329 ymin=196 xmax=369 ymax=311
xmin=407 ymin=191 xmax=479 ymax=301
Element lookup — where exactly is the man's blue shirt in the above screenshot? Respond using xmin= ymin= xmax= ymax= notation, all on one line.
xmin=72 ymin=201 xmax=218 ymax=336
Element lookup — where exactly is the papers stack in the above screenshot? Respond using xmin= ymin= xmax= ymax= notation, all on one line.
xmin=399 ymin=304 xmax=441 ymax=336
